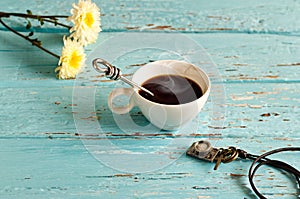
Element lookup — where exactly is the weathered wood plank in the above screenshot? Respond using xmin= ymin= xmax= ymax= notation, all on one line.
xmin=0 ymin=32 xmax=299 ymax=82
xmin=1 ymin=0 xmax=300 ymax=34
xmin=0 ymin=138 xmax=298 ymax=199
xmin=0 ymin=83 xmax=299 ymax=138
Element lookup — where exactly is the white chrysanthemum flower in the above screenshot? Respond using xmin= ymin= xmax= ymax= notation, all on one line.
xmin=68 ymin=0 xmax=101 ymax=46
xmin=55 ymin=36 xmax=86 ymax=79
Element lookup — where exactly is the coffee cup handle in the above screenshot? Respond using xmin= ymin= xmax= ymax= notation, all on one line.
xmin=108 ymin=88 xmax=135 ymax=114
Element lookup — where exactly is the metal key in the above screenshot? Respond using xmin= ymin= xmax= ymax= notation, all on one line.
xmin=187 ymin=140 xmax=240 ymax=170
xmin=214 ymin=153 xmax=224 ymax=170
xmin=186 ymin=140 xmax=221 ymax=162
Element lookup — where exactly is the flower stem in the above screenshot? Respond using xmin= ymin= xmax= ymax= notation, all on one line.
xmin=0 ymin=17 xmax=60 ymax=59
xmin=0 ymin=11 xmax=69 ymax=19
xmin=42 ymin=18 xmax=72 ymax=29
xmin=0 ymin=11 xmax=72 ymax=29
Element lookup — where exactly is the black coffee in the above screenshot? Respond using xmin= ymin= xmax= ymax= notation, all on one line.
xmin=139 ymin=75 xmax=203 ymax=105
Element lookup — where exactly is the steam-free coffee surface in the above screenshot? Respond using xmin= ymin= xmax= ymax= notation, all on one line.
xmin=139 ymin=75 xmax=203 ymax=105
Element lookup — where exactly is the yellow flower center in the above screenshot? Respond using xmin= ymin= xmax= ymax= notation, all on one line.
xmin=69 ymin=51 xmax=82 ymax=70
xmin=84 ymin=12 xmax=94 ymax=28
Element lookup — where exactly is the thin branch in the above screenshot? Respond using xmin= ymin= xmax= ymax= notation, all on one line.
xmin=0 ymin=17 xmax=60 ymax=59
xmin=42 ymin=18 xmax=72 ymax=29
xmin=0 ymin=11 xmax=71 ymax=29
xmin=0 ymin=11 xmax=69 ymax=19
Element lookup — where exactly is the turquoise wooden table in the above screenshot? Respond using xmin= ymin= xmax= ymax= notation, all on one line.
xmin=0 ymin=0 xmax=299 ymax=198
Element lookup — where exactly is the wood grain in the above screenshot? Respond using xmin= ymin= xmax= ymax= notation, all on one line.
xmin=0 ymin=0 xmax=299 ymax=198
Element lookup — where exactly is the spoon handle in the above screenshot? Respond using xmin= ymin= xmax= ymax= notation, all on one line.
xmin=93 ymin=58 xmax=154 ymax=96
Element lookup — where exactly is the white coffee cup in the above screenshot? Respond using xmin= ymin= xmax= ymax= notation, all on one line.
xmin=108 ymin=60 xmax=210 ymax=130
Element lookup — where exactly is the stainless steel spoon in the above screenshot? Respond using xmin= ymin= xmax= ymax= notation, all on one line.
xmin=92 ymin=58 xmax=154 ymax=96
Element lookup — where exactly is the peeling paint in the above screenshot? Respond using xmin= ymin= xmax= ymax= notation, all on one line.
xmin=277 ymin=63 xmax=300 ymax=66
